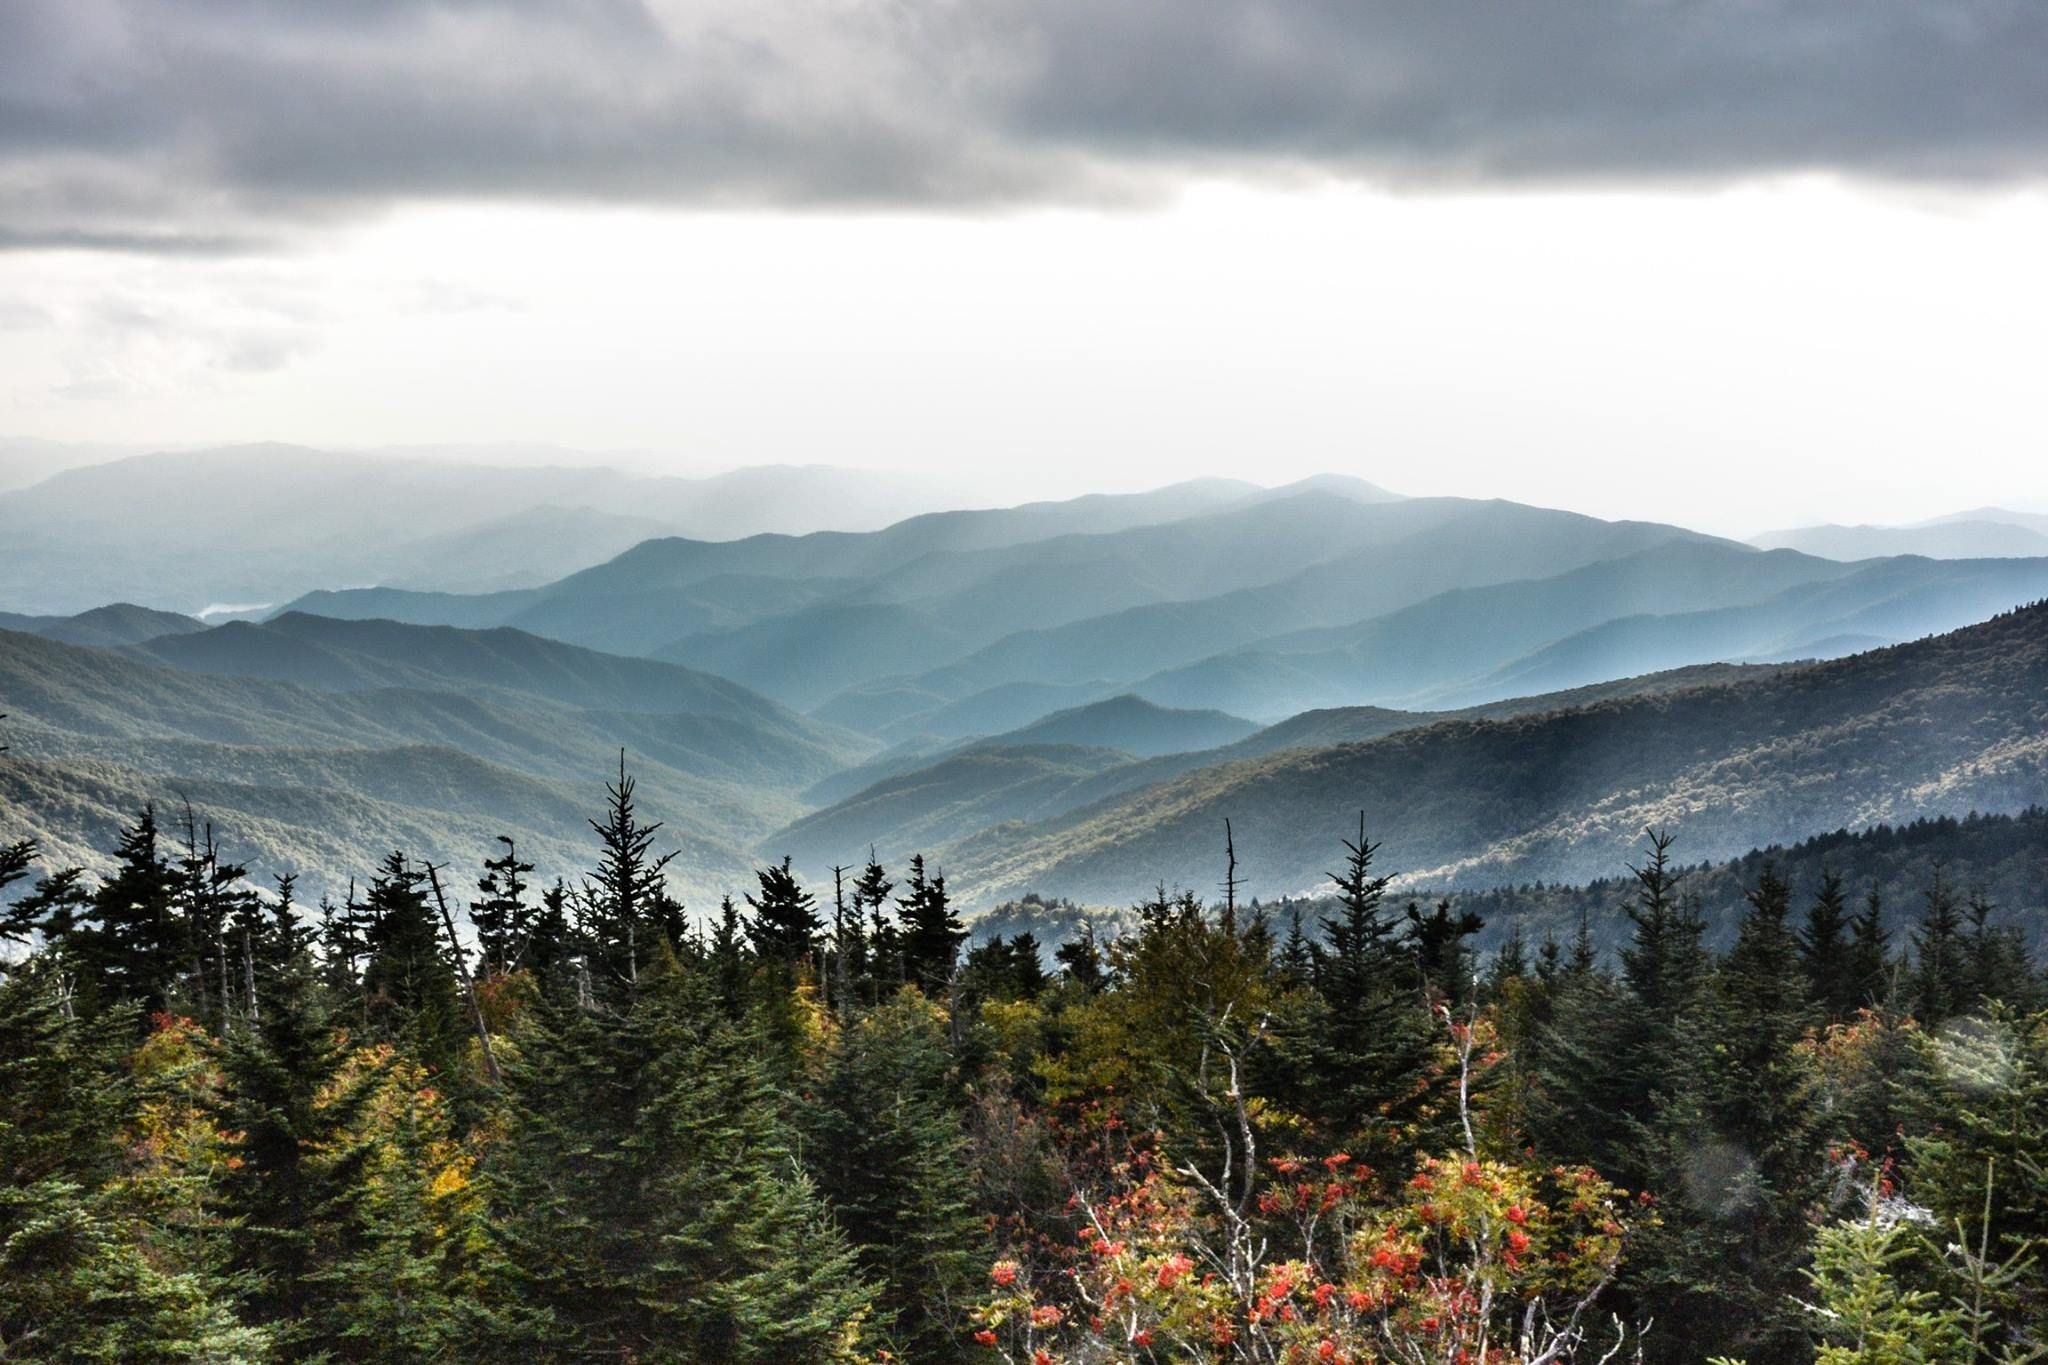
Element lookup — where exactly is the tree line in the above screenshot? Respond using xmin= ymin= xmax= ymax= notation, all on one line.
xmin=1 ymin=766 xmax=2045 ymax=1362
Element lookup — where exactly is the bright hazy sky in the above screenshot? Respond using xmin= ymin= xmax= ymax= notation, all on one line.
xmin=4 ymin=0 xmax=2046 ymax=538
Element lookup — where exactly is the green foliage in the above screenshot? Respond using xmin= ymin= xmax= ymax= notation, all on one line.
xmin=799 ymin=992 xmax=986 ymax=1360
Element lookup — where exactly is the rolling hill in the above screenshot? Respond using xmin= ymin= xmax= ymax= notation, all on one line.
xmin=932 ymin=600 xmax=2048 ymax=908
xmin=769 ymin=661 xmax=1810 ymax=881
xmin=0 ymin=603 xmax=206 ymax=648
xmin=0 ymin=621 xmax=870 ymax=901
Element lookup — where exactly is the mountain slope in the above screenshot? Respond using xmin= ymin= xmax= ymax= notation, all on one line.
xmin=0 ymin=603 xmax=206 ymax=648
xmin=830 ymin=500 xmax=1724 ymax=729
xmin=936 ymin=600 xmax=2048 ymax=907
xmin=996 ymin=695 xmax=1256 ymax=756
xmin=128 ymin=612 xmax=840 ymax=733
xmin=0 ymin=625 xmax=864 ymax=900
xmin=774 ymin=662 xmax=1808 ymax=880
xmin=1751 ymin=520 xmax=2048 ymax=561
xmin=1132 ymin=546 xmax=2048 ymax=719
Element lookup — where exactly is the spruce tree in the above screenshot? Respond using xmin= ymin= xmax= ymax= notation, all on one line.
xmin=298 ymin=1055 xmax=504 ymax=1362
xmin=1800 ymin=870 xmax=1857 ymax=1021
xmin=1405 ymin=896 xmax=1484 ymax=1001
xmin=1845 ymin=887 xmax=1892 ymax=1011
xmin=1910 ymin=869 xmax=1969 ymax=1025
xmin=1962 ymin=891 xmax=2034 ymax=1012
xmin=470 ymin=836 xmax=535 ymax=977
xmin=70 ymin=805 xmax=183 ymax=1015
xmin=799 ymin=993 xmax=984 ymax=1360
xmin=896 ymin=855 xmax=965 ymax=996
xmin=579 ymin=752 xmax=680 ymax=994
xmin=744 ymin=856 xmax=821 ymax=967
xmin=1302 ymin=814 xmax=1434 ymax=1153
xmin=359 ymin=852 xmax=466 ymax=1081
xmin=852 ymin=850 xmax=897 ymax=997
xmin=1635 ymin=866 xmax=1821 ymax=1365
xmin=487 ymin=955 xmax=873 ymax=1361
xmin=1054 ymin=926 xmax=1105 ymax=992
xmin=214 ymin=920 xmax=361 ymax=1333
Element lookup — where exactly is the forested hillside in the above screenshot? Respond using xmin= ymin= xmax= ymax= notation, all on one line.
xmin=0 ymin=623 xmax=868 ymax=898
xmin=5 ymin=765 xmax=2045 ymax=1363
xmin=937 ymin=600 xmax=2048 ymax=906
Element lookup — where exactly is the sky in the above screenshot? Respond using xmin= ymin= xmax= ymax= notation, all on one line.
xmin=2 ymin=0 xmax=2046 ymax=537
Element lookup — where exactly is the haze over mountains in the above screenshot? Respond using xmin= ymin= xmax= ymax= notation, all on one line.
xmin=0 ymin=443 xmax=977 ymax=615
xmin=3 ymin=445 xmax=2047 ymax=920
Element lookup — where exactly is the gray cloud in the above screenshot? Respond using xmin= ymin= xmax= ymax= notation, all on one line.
xmin=3 ymin=0 xmax=2045 ymax=251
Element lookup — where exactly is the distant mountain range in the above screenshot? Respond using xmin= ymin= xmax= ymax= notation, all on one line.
xmin=270 ymin=483 xmax=2048 ymax=734
xmin=0 ymin=443 xmax=989 ymax=615
xmin=1750 ymin=507 xmax=2048 ymax=561
xmin=930 ymin=599 xmax=2048 ymax=907
xmin=5 ymin=455 xmax=2048 ymax=924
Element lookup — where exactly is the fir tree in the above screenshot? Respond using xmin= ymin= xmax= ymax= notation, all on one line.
xmin=1910 ymin=869 xmax=1970 ymax=1025
xmin=1053 ymin=926 xmax=1106 ymax=992
xmin=852 ymin=850 xmax=897 ymax=997
xmin=579 ymin=752 xmax=680 ymax=993
xmin=71 ymin=805 xmax=183 ymax=1015
xmin=470 ymin=836 xmax=535 ymax=977
xmin=799 ymin=993 xmax=984 ymax=1360
xmin=744 ymin=856 xmax=821 ymax=967
xmin=487 ymin=955 xmax=873 ymax=1361
xmin=1799 ymin=870 xmax=1856 ymax=1021
xmin=1302 ymin=814 xmax=1435 ymax=1153
xmin=1405 ymin=896 xmax=1484 ymax=1001
xmin=1846 ymin=886 xmax=1892 ymax=1011
xmin=358 ymin=852 xmax=466 ymax=1080
xmin=896 ymin=854 xmax=965 ymax=996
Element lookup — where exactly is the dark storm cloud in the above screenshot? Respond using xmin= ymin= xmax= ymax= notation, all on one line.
xmin=4 ymin=0 xmax=2046 ymax=251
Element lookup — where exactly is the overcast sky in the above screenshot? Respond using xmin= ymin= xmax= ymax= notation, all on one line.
xmin=3 ymin=0 xmax=2045 ymax=536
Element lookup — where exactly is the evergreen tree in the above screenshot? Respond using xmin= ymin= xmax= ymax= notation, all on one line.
xmin=1618 ymin=828 xmax=1698 ymax=1018
xmin=358 ymin=852 xmax=466 ymax=1080
xmin=70 ymin=805 xmax=183 ymax=1015
xmin=298 ymin=1054 xmax=506 ymax=1362
xmin=579 ymin=752 xmax=680 ymax=994
xmin=1485 ymin=919 xmax=1529 ymax=998
xmin=1634 ymin=866 xmax=1822 ymax=1365
xmin=1302 ymin=815 xmax=1435 ymax=1154
xmin=1053 ymin=925 xmax=1106 ymax=992
xmin=1 ymin=865 xmax=93 ymax=960
xmin=1277 ymin=906 xmax=1316 ymax=987
xmin=744 ymin=856 xmax=821 ymax=967
xmin=470 ymin=836 xmax=535 ymax=977
xmin=170 ymin=808 xmax=262 ymax=1031
xmin=1801 ymin=870 xmax=1857 ymax=1021
xmin=709 ymin=894 xmax=752 ymax=1011
xmin=1846 ymin=886 xmax=1892 ymax=1011
xmin=799 ymin=993 xmax=984 ymax=1360
xmin=1405 ymin=896 xmax=1484 ymax=1001
xmin=851 ymin=850 xmax=897 ymax=996
xmin=961 ymin=933 xmax=1049 ymax=1002
xmin=824 ymin=863 xmax=866 ymax=1016
xmin=896 ymin=855 xmax=965 ymax=996
xmin=487 ymin=956 xmax=873 ymax=1361
xmin=1963 ymin=891 xmax=2034 ymax=1012
xmin=214 ymin=922 xmax=362 ymax=1334
xmin=1910 ymin=869 xmax=1970 ymax=1025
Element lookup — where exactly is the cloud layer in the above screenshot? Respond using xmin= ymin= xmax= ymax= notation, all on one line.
xmin=5 ymin=0 xmax=2046 ymax=249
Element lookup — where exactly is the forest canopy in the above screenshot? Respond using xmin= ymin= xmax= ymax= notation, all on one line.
xmin=2 ymin=767 xmax=2046 ymax=1364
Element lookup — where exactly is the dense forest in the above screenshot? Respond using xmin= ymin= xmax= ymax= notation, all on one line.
xmin=3 ymin=767 xmax=2046 ymax=1363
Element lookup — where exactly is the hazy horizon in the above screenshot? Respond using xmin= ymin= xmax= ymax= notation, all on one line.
xmin=6 ymin=3 xmax=2047 ymax=541
xmin=7 ymin=433 xmax=2048 ymax=545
